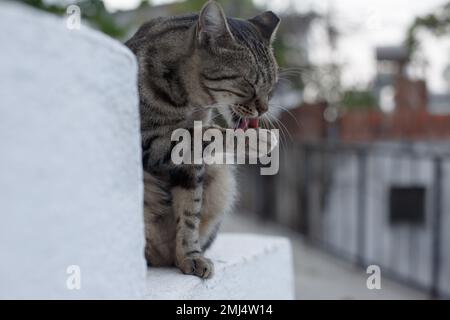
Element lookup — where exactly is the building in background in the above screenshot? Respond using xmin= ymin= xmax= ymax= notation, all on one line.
xmin=241 ymin=43 xmax=450 ymax=298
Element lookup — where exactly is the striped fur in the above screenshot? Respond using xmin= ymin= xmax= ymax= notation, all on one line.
xmin=126 ymin=0 xmax=279 ymax=278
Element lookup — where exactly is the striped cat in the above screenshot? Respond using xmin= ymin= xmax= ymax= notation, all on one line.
xmin=126 ymin=0 xmax=280 ymax=278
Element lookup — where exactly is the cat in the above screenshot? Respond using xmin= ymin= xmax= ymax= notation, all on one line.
xmin=125 ymin=0 xmax=280 ymax=278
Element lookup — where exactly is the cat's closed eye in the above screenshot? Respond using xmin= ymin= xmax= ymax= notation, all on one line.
xmin=201 ymin=73 xmax=242 ymax=82
xmin=201 ymin=75 xmax=255 ymax=99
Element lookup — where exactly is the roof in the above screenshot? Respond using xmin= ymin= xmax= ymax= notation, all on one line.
xmin=376 ymin=46 xmax=409 ymax=62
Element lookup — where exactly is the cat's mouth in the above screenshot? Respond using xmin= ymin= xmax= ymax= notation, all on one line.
xmin=231 ymin=105 xmax=259 ymax=130
xmin=237 ymin=118 xmax=259 ymax=130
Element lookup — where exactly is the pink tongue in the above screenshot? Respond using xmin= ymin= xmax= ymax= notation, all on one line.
xmin=238 ymin=118 xmax=249 ymax=130
xmin=238 ymin=118 xmax=259 ymax=130
xmin=248 ymin=118 xmax=259 ymax=129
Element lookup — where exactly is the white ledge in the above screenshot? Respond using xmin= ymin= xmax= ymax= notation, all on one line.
xmin=0 ymin=2 xmax=294 ymax=300
xmin=145 ymin=234 xmax=294 ymax=300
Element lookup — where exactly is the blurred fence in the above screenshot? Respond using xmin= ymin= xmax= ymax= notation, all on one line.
xmin=239 ymin=142 xmax=450 ymax=298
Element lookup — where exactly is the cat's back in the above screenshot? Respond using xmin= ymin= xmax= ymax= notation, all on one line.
xmin=125 ymin=14 xmax=199 ymax=54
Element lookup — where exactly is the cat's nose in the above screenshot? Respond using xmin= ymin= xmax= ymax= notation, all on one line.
xmin=255 ymin=98 xmax=268 ymax=116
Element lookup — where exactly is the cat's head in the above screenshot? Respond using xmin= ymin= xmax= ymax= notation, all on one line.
xmin=193 ymin=0 xmax=280 ymax=129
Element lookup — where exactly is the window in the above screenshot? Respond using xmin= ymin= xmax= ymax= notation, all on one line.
xmin=389 ymin=186 xmax=426 ymax=225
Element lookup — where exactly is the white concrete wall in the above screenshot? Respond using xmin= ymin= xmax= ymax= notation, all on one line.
xmin=0 ymin=2 xmax=146 ymax=299
xmin=146 ymin=234 xmax=294 ymax=300
xmin=0 ymin=2 xmax=294 ymax=300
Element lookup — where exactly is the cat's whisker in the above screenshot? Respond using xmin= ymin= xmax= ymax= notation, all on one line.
xmin=277 ymin=77 xmax=296 ymax=85
xmin=266 ymin=114 xmax=287 ymax=151
xmin=235 ymin=115 xmax=243 ymax=130
xmin=271 ymin=113 xmax=294 ymax=145
xmin=279 ymin=70 xmax=306 ymax=75
xmin=263 ymin=112 xmax=284 ymax=150
xmin=278 ymin=66 xmax=317 ymax=73
xmin=260 ymin=115 xmax=268 ymax=128
xmin=266 ymin=111 xmax=293 ymax=149
xmin=209 ymin=111 xmax=228 ymax=124
xmin=268 ymin=104 xmax=303 ymax=130
xmin=261 ymin=114 xmax=275 ymax=130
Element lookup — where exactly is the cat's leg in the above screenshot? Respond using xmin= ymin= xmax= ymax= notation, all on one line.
xmin=171 ymin=165 xmax=214 ymax=279
xmin=199 ymin=165 xmax=236 ymax=251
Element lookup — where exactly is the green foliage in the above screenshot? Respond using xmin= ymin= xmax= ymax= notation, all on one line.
xmin=342 ymin=90 xmax=377 ymax=110
xmin=172 ymin=0 xmax=257 ymax=16
xmin=79 ymin=0 xmax=127 ymax=38
xmin=272 ymin=37 xmax=288 ymax=70
xmin=19 ymin=0 xmax=65 ymax=14
xmin=138 ymin=0 xmax=153 ymax=9
xmin=172 ymin=0 xmax=207 ymax=12
xmin=405 ymin=1 xmax=450 ymax=55
xmin=17 ymin=0 xmax=128 ymax=38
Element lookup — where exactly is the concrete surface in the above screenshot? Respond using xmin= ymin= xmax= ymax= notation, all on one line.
xmin=0 ymin=2 xmax=145 ymax=299
xmin=146 ymin=234 xmax=295 ymax=300
xmin=223 ymin=213 xmax=429 ymax=300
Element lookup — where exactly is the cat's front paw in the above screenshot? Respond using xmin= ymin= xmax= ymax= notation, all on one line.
xmin=178 ymin=256 xmax=214 ymax=279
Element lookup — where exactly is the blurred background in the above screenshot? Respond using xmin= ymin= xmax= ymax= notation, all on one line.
xmin=20 ymin=0 xmax=450 ymax=299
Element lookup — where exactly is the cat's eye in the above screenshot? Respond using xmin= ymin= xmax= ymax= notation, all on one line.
xmin=202 ymin=74 xmax=243 ymax=82
xmin=202 ymin=85 xmax=249 ymax=99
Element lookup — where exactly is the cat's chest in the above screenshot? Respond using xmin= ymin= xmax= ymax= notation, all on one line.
xmin=185 ymin=108 xmax=211 ymax=126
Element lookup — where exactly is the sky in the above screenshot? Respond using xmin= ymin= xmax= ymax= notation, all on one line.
xmin=97 ymin=1 xmax=450 ymax=92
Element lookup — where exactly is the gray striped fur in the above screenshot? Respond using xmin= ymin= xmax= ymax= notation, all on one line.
xmin=126 ymin=0 xmax=279 ymax=278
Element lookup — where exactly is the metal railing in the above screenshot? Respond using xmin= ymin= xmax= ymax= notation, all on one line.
xmin=240 ymin=141 xmax=450 ymax=298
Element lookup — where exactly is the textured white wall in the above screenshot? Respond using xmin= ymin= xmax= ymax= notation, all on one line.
xmin=0 ymin=2 xmax=295 ymax=300
xmin=0 ymin=2 xmax=146 ymax=299
xmin=146 ymin=234 xmax=294 ymax=300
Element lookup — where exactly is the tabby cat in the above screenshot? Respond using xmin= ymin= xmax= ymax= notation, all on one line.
xmin=125 ymin=0 xmax=280 ymax=278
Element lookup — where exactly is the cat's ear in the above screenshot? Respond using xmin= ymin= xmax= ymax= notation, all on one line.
xmin=249 ymin=11 xmax=280 ymax=44
xmin=198 ymin=0 xmax=234 ymax=45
